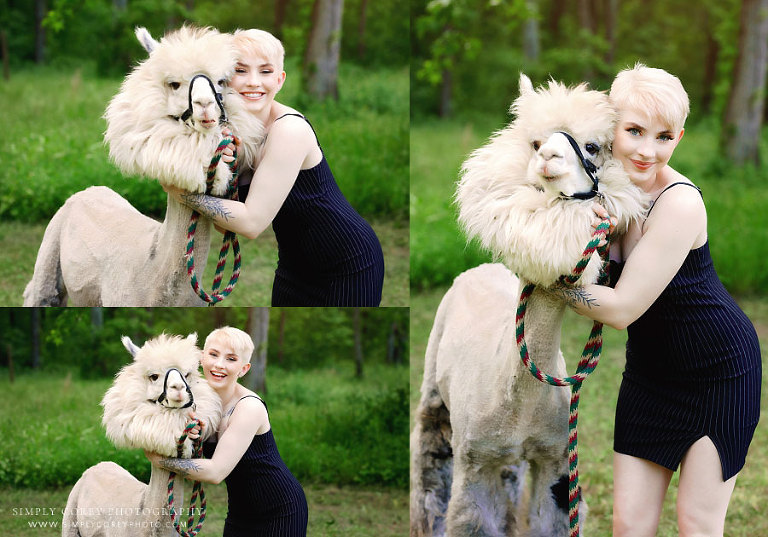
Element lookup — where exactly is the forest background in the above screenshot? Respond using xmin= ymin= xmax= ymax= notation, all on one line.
xmin=0 ymin=0 xmax=410 ymax=306
xmin=410 ymin=1 xmax=768 ymax=535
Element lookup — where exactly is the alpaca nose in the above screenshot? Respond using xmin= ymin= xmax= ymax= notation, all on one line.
xmin=165 ymin=369 xmax=187 ymax=392
xmin=539 ymin=142 xmax=564 ymax=161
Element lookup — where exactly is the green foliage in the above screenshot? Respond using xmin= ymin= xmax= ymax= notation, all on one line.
xmin=0 ymin=365 xmax=408 ymax=489
xmin=411 ymin=116 xmax=768 ymax=294
xmin=0 ymin=62 xmax=407 ymax=222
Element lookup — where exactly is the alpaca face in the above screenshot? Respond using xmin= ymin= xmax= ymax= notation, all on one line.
xmin=143 ymin=366 xmax=195 ymax=408
xmin=164 ymin=73 xmax=228 ymax=133
xmin=528 ymin=132 xmax=604 ymax=199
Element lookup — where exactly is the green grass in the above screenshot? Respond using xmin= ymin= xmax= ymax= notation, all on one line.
xmin=410 ymin=289 xmax=768 ymax=536
xmin=0 ymin=484 xmax=407 ymax=537
xmin=411 ymin=117 xmax=768 ymax=295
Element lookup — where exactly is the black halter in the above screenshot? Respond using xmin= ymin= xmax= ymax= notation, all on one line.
xmin=556 ymin=131 xmax=600 ymax=200
xmin=173 ymin=73 xmax=227 ymax=125
xmin=152 ymin=368 xmax=195 ymax=409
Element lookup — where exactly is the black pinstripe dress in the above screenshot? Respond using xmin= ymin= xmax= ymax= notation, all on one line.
xmin=203 ymin=396 xmax=308 ymax=537
xmin=241 ymin=113 xmax=385 ymax=306
xmin=613 ymin=183 xmax=762 ymax=481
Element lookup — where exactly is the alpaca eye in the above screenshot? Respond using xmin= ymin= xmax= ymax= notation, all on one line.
xmin=532 ymin=140 xmax=541 ymax=151
xmin=217 ymin=78 xmax=226 ymax=87
xmin=168 ymin=81 xmax=181 ymax=90
xmin=149 ymin=374 xmax=159 ymax=382
xmin=585 ymin=143 xmax=600 ymax=155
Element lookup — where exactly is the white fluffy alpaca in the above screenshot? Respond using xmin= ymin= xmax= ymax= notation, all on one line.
xmin=23 ymin=26 xmax=263 ymax=306
xmin=62 ymin=333 xmax=222 ymax=537
xmin=411 ymin=75 xmax=648 ymax=537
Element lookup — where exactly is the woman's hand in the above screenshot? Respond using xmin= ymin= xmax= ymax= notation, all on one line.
xmin=592 ymin=202 xmax=618 ymax=248
xmin=221 ymin=127 xmax=240 ymax=165
xmin=187 ymin=410 xmax=204 ymax=441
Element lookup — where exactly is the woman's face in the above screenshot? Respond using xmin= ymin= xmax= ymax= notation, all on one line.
xmin=228 ymin=54 xmax=285 ymax=117
xmin=612 ymin=108 xmax=683 ymax=189
xmin=201 ymin=337 xmax=250 ymax=389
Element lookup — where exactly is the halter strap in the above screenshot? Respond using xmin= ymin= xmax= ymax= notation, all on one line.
xmin=152 ymin=368 xmax=195 ymax=409
xmin=173 ymin=74 xmax=227 ymax=124
xmin=556 ymin=131 xmax=600 ymax=200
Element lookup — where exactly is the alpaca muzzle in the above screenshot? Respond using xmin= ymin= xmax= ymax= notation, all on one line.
xmin=555 ymin=131 xmax=601 ymax=201
xmin=155 ymin=368 xmax=195 ymax=409
xmin=177 ymin=73 xmax=227 ymax=125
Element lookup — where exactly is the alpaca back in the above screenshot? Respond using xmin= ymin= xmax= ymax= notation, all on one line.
xmin=102 ymin=333 xmax=221 ymax=457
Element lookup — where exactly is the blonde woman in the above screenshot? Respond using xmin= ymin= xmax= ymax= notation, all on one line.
xmin=164 ymin=29 xmax=384 ymax=306
xmin=554 ymin=65 xmax=761 ymax=536
xmin=146 ymin=326 xmax=308 ymax=536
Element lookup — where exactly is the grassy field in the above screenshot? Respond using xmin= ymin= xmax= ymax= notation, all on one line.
xmin=411 ymin=289 xmax=768 ymax=536
xmin=411 ymin=117 xmax=768 ymax=295
xmin=0 ymin=484 xmax=407 ymax=537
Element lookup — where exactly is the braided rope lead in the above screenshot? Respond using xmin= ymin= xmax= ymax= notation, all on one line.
xmin=186 ymin=134 xmax=242 ymax=305
xmin=167 ymin=420 xmax=207 ymax=537
xmin=516 ymin=218 xmax=611 ymax=537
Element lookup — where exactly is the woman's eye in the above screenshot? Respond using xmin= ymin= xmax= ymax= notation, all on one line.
xmin=585 ymin=143 xmax=599 ymax=155
xmin=659 ymin=134 xmax=674 ymax=142
xmin=627 ymin=127 xmax=640 ymax=136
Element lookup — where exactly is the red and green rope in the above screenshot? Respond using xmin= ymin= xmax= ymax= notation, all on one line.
xmin=186 ymin=134 xmax=241 ymax=305
xmin=515 ymin=218 xmax=610 ymax=537
xmin=167 ymin=420 xmax=207 ymax=537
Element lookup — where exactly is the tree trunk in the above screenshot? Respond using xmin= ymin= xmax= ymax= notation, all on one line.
xmin=244 ymin=308 xmax=269 ymax=394
xmin=701 ymin=11 xmax=720 ymax=115
xmin=353 ymin=309 xmax=363 ymax=379
xmin=1 ymin=29 xmax=10 ymax=81
xmin=277 ymin=310 xmax=286 ymax=364
xmin=34 ymin=0 xmax=46 ymax=64
xmin=547 ymin=0 xmax=568 ymax=40
xmin=605 ymin=0 xmax=618 ymax=64
xmin=303 ymin=0 xmax=344 ymax=100
xmin=523 ymin=0 xmax=540 ymax=62
xmin=6 ymin=343 xmax=14 ymax=383
xmin=723 ymin=0 xmax=768 ymax=165
xmin=357 ymin=0 xmax=368 ymax=60
xmin=31 ymin=309 xmax=41 ymax=369
xmin=274 ymin=0 xmax=289 ymax=40
xmin=91 ymin=308 xmax=104 ymax=330
xmin=386 ymin=321 xmax=404 ymax=365
xmin=439 ymin=68 xmax=453 ymax=118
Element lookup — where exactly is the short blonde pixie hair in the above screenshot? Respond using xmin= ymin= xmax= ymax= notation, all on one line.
xmin=610 ymin=63 xmax=689 ymax=132
xmin=233 ymin=29 xmax=285 ymax=72
xmin=204 ymin=326 xmax=255 ymax=364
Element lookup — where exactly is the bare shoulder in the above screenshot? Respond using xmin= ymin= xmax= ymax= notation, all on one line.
xmin=228 ymin=395 xmax=269 ymax=435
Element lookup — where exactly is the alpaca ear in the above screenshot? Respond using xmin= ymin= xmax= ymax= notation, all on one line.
xmin=186 ymin=333 xmax=198 ymax=346
xmin=121 ymin=336 xmax=141 ymax=359
xmin=135 ymin=27 xmax=159 ymax=55
xmin=519 ymin=73 xmax=534 ymax=96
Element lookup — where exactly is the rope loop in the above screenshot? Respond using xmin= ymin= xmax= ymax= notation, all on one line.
xmin=515 ymin=217 xmax=611 ymax=537
xmin=167 ymin=419 xmax=207 ymax=537
xmin=186 ymin=133 xmax=242 ymax=306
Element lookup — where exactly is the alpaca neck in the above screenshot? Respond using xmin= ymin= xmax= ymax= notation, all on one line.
xmin=144 ymin=464 xmax=184 ymax=537
xmin=518 ymin=282 xmax=568 ymax=370
xmin=152 ymin=194 xmax=213 ymax=305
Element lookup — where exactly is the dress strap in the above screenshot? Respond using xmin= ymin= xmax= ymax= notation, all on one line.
xmin=226 ymin=394 xmax=267 ymax=417
xmin=646 ymin=182 xmax=702 ymax=220
xmin=274 ymin=112 xmax=321 ymax=148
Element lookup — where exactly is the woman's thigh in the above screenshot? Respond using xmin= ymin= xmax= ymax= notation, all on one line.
xmin=677 ymin=436 xmax=737 ymax=537
xmin=613 ymin=452 xmax=673 ymax=537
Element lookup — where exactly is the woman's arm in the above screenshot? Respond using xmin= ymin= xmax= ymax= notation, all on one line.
xmin=169 ymin=116 xmax=317 ymax=239
xmin=147 ymin=397 xmax=269 ymax=484
xmin=551 ymin=184 xmax=706 ymax=330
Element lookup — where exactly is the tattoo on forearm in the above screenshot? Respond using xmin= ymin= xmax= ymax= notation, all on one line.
xmin=180 ymin=192 xmax=233 ymax=222
xmin=159 ymin=457 xmax=201 ymax=475
xmin=551 ymin=286 xmax=600 ymax=309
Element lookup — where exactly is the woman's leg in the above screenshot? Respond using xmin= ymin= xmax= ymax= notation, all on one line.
xmin=676 ymin=436 xmax=737 ymax=537
xmin=613 ymin=452 xmax=673 ymax=537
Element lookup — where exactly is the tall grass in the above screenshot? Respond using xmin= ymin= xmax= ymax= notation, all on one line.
xmin=0 ymin=60 xmax=408 ymax=222
xmin=411 ymin=116 xmax=768 ymax=294
xmin=0 ymin=364 xmax=408 ymax=490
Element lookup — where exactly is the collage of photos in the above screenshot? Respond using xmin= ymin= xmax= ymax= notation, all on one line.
xmin=0 ymin=0 xmax=766 ymax=536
